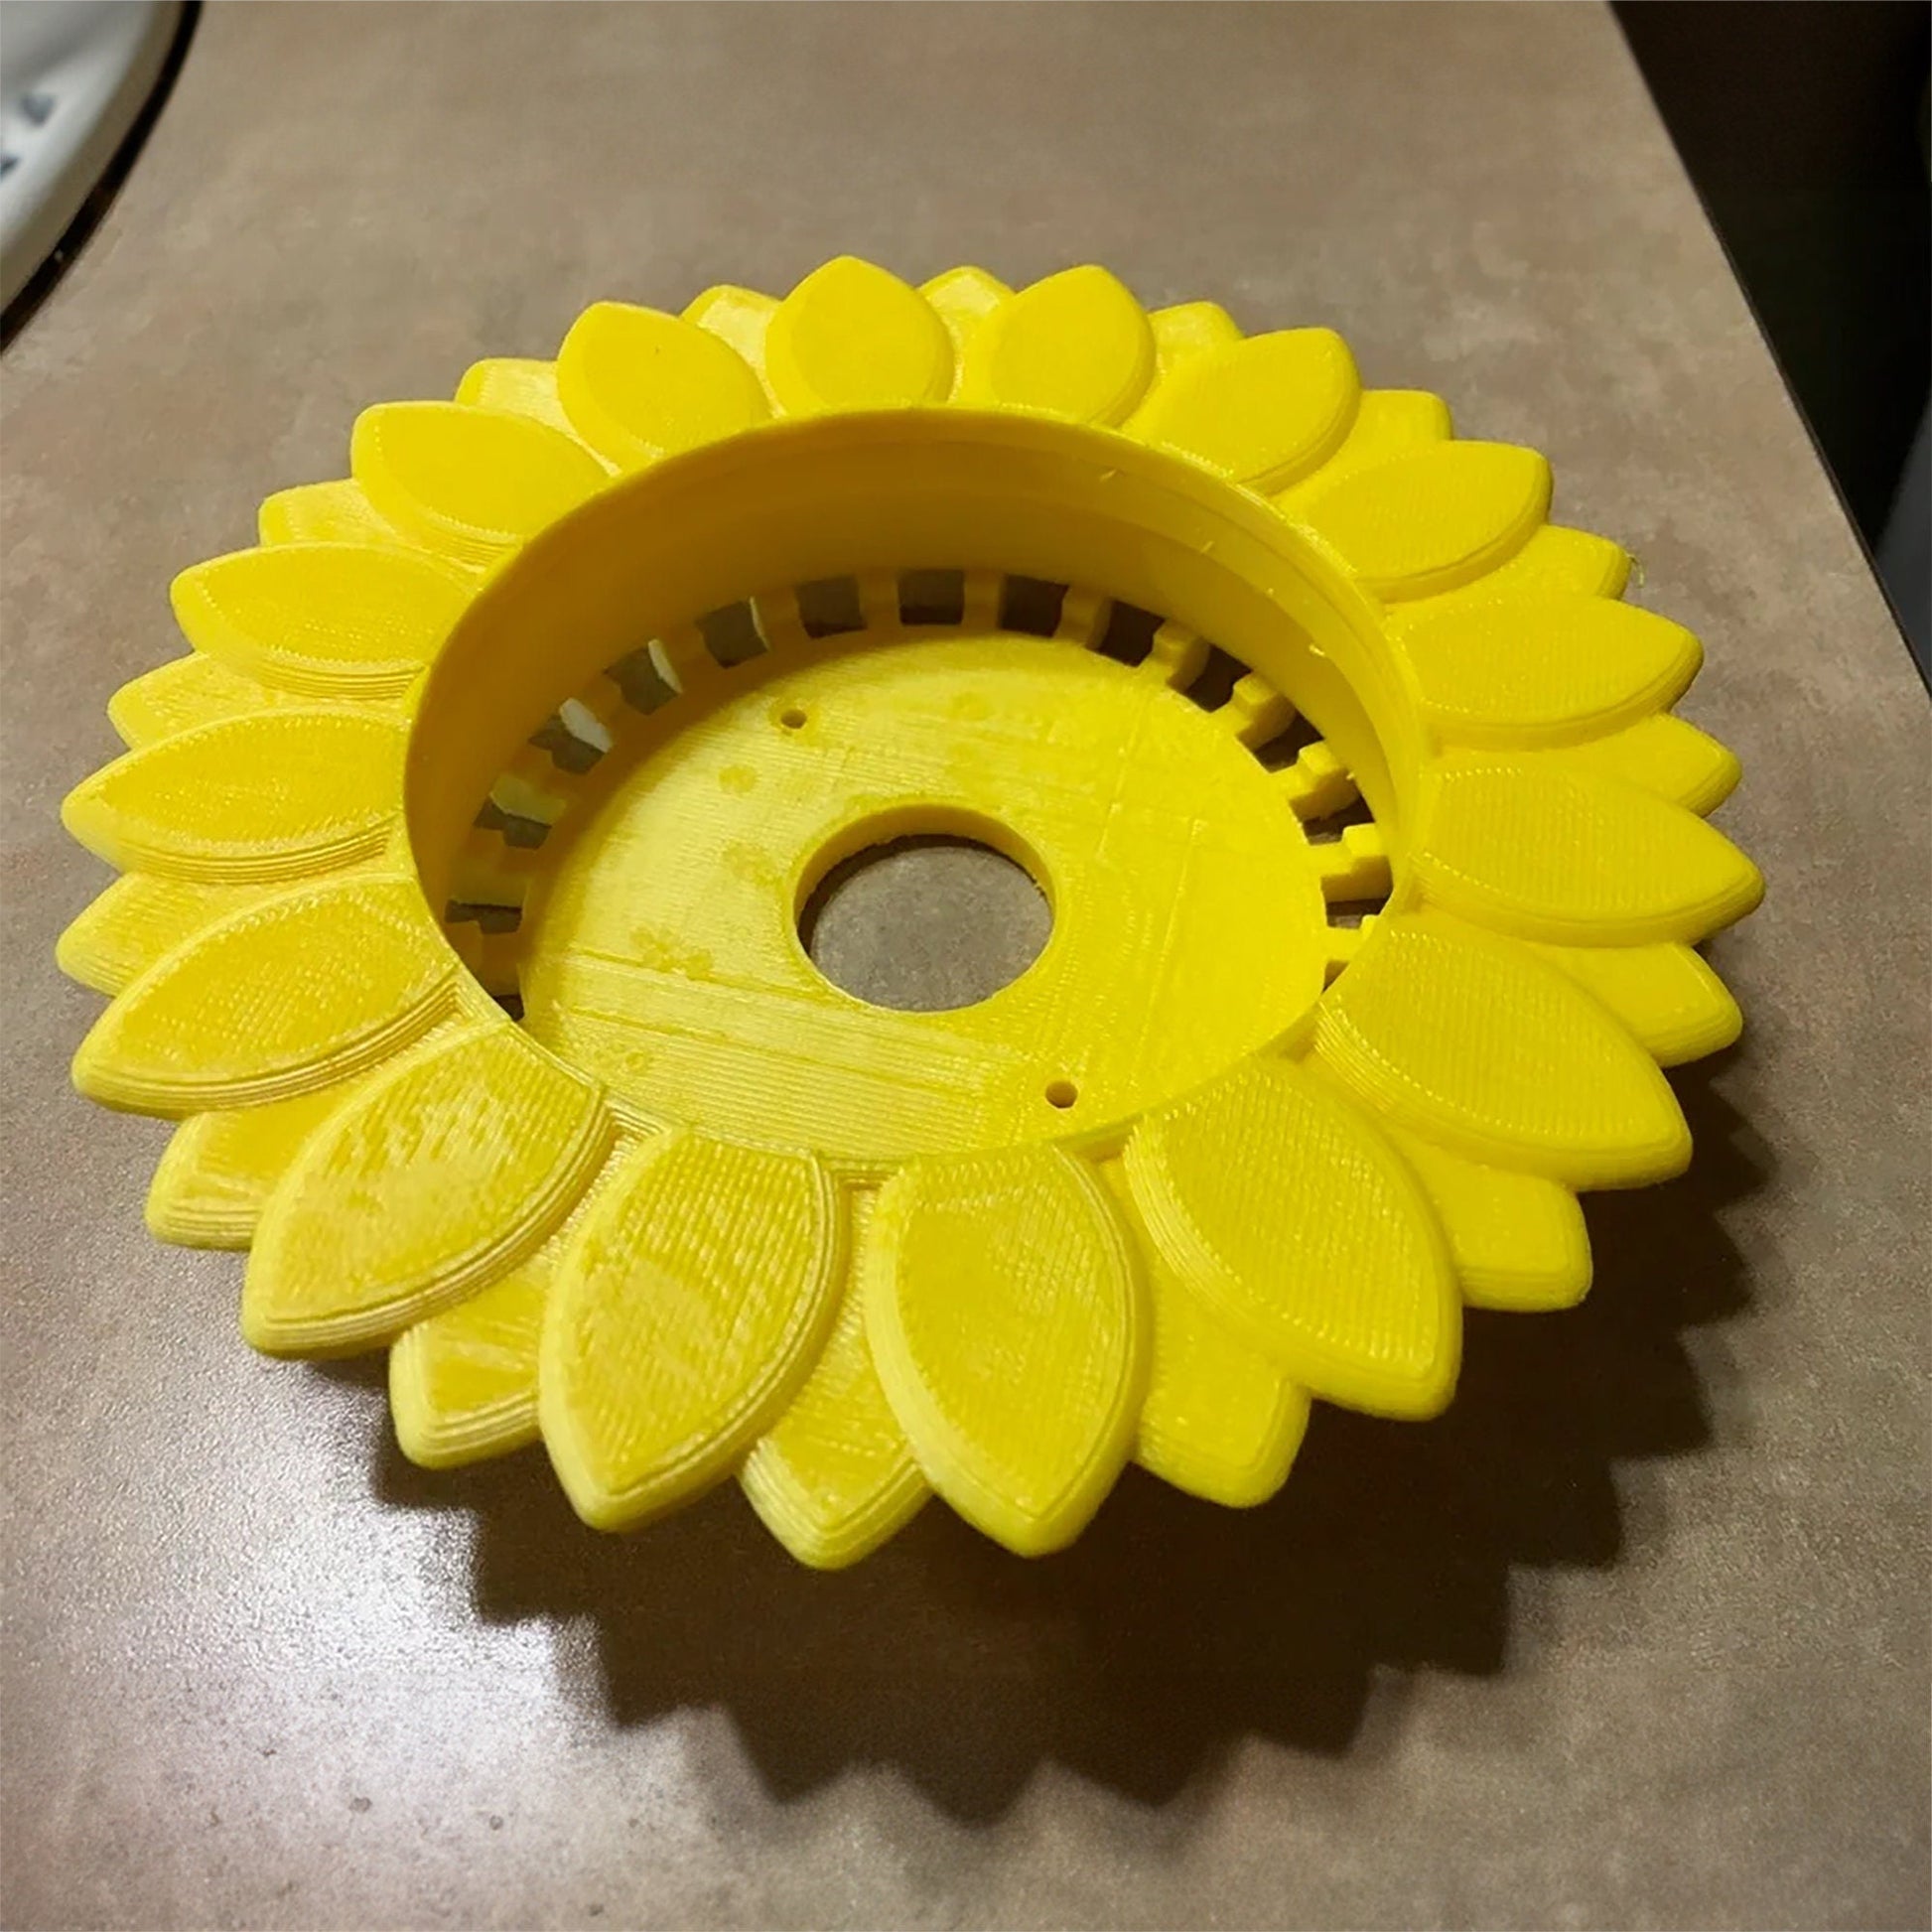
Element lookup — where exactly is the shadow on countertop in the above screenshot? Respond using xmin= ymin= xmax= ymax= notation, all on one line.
xmin=357 ymin=1057 xmax=1766 ymax=1824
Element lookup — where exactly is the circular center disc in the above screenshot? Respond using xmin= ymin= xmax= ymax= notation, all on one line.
xmin=518 ymin=631 xmax=1331 ymax=1165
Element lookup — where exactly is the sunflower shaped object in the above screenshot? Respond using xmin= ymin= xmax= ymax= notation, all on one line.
xmin=58 ymin=259 xmax=1761 ymax=1567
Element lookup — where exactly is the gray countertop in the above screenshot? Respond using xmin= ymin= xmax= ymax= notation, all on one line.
xmin=3 ymin=5 xmax=1927 ymax=1927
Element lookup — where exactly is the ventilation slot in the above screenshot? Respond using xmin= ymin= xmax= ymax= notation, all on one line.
xmin=1180 ymin=644 xmax=1248 ymax=712
xmin=998 ymin=575 xmax=1068 ymax=637
xmin=475 ymin=798 xmax=549 ymax=850
xmin=1095 ymin=600 xmax=1162 ymax=667
xmin=529 ymin=707 xmax=608 ymax=773
xmin=898 ymin=569 xmax=967 ymax=626
xmin=698 ymin=600 xmax=768 ymax=667
xmin=608 ymin=642 xmax=682 ymax=712
xmin=796 ymin=576 xmax=866 ymax=638
xmin=1251 ymin=711 xmax=1323 ymax=771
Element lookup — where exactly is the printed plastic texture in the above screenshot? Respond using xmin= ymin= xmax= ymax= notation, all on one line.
xmin=59 ymin=258 xmax=1761 ymax=1565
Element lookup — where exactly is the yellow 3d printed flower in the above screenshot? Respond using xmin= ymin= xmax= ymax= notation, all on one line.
xmin=58 ymin=258 xmax=1760 ymax=1566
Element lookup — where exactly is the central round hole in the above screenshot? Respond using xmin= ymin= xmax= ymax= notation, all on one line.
xmin=800 ymin=835 xmax=1051 ymax=1012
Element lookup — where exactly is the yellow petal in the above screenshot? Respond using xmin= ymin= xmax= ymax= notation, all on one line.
xmin=388 ymin=1141 xmax=635 ymax=1466
xmin=1526 ymin=937 xmax=1741 ymax=1065
xmin=865 ymin=1146 xmax=1146 ymax=1555
xmin=58 ymin=873 xmax=277 ymax=995
xmin=1404 ymin=523 xmax=1630 ymax=605
xmin=351 ymin=402 xmax=608 ymax=568
xmin=146 ymin=1072 xmax=382 ymax=1247
xmin=1124 ymin=1058 xmax=1457 ymax=1419
xmin=1414 ymin=754 xmax=1763 ymax=944
xmin=107 ymin=653 xmax=287 ymax=749
xmin=1313 ymin=912 xmax=1691 ymax=1185
xmin=389 ymin=1268 xmax=546 ymax=1468
xmin=1133 ymin=1247 xmax=1310 ymax=1507
xmin=919 ymin=266 xmax=1012 ymax=364
xmin=257 ymin=480 xmax=404 ymax=550
xmin=63 ymin=711 xmax=404 ymax=884
xmin=1133 ymin=330 xmax=1359 ymax=491
xmin=958 ymin=264 xmax=1155 ymax=425
xmin=1534 ymin=713 xmax=1741 ymax=814
xmin=741 ymin=1222 xmax=928 ymax=1570
xmin=539 ymin=1132 xmax=841 ymax=1529
xmin=1380 ymin=1120 xmax=1589 ymax=1311
xmin=1294 ymin=442 xmax=1550 ymax=600
xmin=1391 ymin=594 xmax=1702 ymax=747
xmin=171 ymin=543 xmax=473 ymax=701
xmin=556 ymin=302 xmax=769 ymax=469
xmin=453 ymin=356 xmax=579 ymax=438
xmin=1148 ymin=300 xmax=1241 ymax=377
xmin=763 ymin=257 xmax=952 ymax=413
xmin=683 ymin=283 xmax=779 ymax=381
xmin=1272 ymin=388 xmax=1451 ymax=511
xmin=72 ymin=875 xmax=457 ymax=1115
xmin=244 ymin=1022 xmax=613 ymax=1354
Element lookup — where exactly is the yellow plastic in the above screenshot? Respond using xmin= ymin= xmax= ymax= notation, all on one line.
xmin=58 ymin=258 xmax=1761 ymax=1565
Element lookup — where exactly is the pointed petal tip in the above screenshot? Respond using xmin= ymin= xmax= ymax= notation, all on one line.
xmin=1376 ymin=1116 xmax=1595 ymax=1311
xmin=390 ymin=1376 xmax=539 ymax=1472
xmin=740 ymin=1450 xmax=928 ymax=1570
xmin=959 ymin=265 xmax=1155 ymax=427
xmin=918 ymin=264 xmax=1012 ymax=303
xmin=1513 ymin=1237 xmax=1592 ymax=1311
xmin=1133 ymin=1327 xmax=1311 ymax=1507
xmin=144 ymin=1166 xmax=254 ymax=1252
xmin=55 ymin=898 xmax=116 ymax=995
xmin=739 ymin=1253 xmax=930 ymax=1569
xmin=1393 ymin=595 xmax=1707 ymax=748
xmin=168 ymin=542 xmax=472 ymax=700
xmin=1728 ymin=852 xmax=1765 ymax=923
xmin=556 ymin=300 xmax=768 ymax=469
xmin=1133 ymin=327 xmax=1360 ymax=491
xmin=59 ymin=772 xmax=98 ymax=840
xmin=352 ymin=400 xmax=608 ymax=567
xmin=1124 ymin=1057 xmax=1460 ymax=1423
xmin=1694 ymin=737 xmax=1744 ymax=814
xmin=387 ymin=1393 xmax=451 ymax=1472
xmin=62 ymin=876 xmax=456 ymax=1118
xmin=765 ymin=259 xmax=952 ymax=414
xmin=238 ymin=1270 xmax=389 ymax=1359
xmin=1317 ymin=915 xmax=1697 ymax=1189
xmin=1416 ymin=755 xmax=1764 ymax=946
xmin=55 ymin=711 xmax=405 ymax=886
xmin=1652 ymin=955 xmax=1745 ymax=1065
xmin=243 ymin=1025 xmax=610 ymax=1360
xmin=240 ymin=1253 xmax=418 ymax=1358
xmin=865 ymin=1148 xmax=1147 ymax=1558
xmin=1297 ymin=440 xmax=1551 ymax=600
xmin=61 ymin=767 xmax=141 ymax=872
xmin=386 ymin=1267 xmax=548 ymax=1470
xmin=70 ymin=1015 xmax=182 ymax=1117
xmin=536 ymin=1133 xmax=843 ymax=1534
xmin=1544 ymin=713 xmax=1742 ymax=815
xmin=1137 ymin=1442 xmax=1300 ymax=1512
xmin=543 ymin=1455 xmax=642 ymax=1534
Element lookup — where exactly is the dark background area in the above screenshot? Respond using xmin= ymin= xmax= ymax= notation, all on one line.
xmin=1617 ymin=0 xmax=1931 ymax=664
